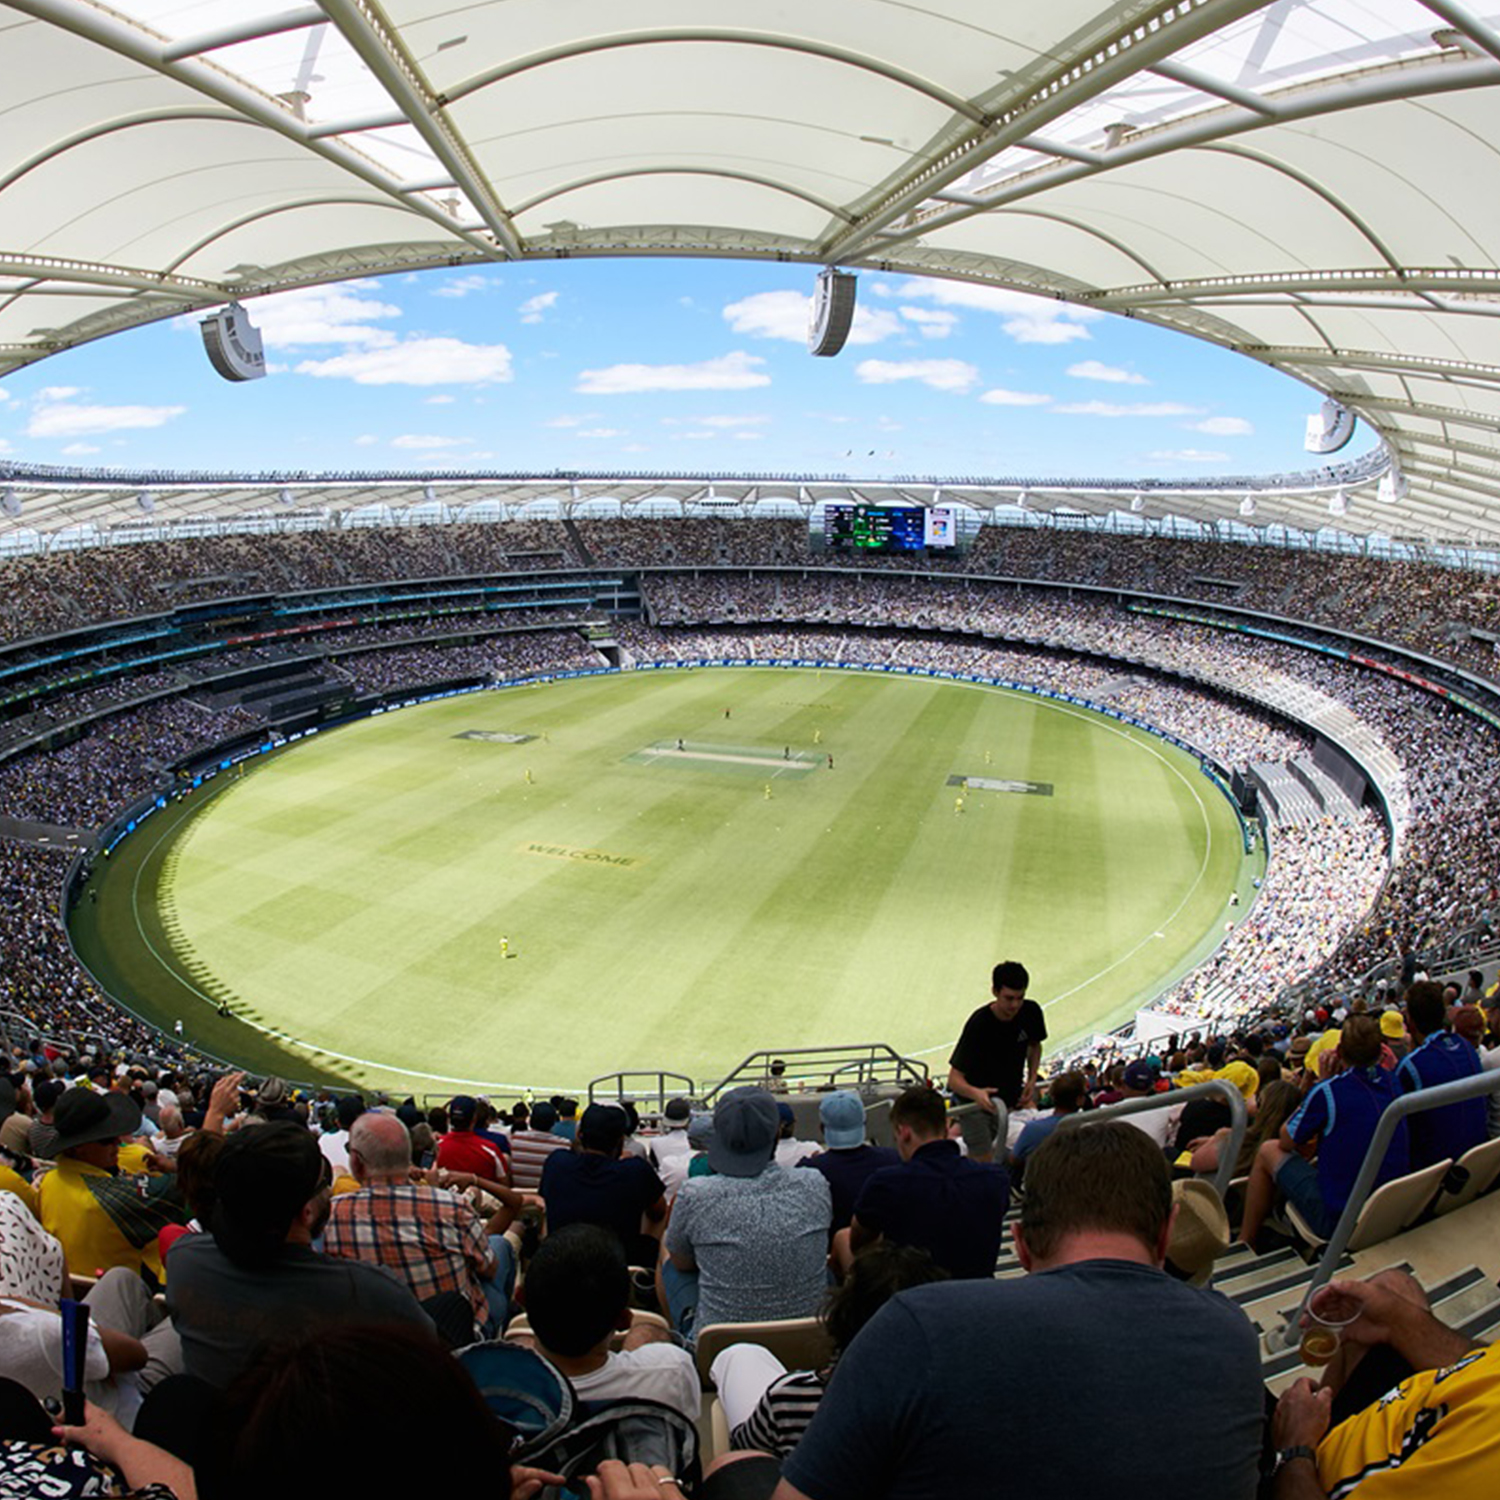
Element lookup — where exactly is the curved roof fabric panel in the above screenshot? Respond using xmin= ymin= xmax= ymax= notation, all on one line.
xmin=4 ymin=0 xmax=1500 ymax=539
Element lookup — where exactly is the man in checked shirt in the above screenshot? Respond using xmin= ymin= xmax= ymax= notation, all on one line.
xmin=323 ymin=1109 xmax=530 ymax=1337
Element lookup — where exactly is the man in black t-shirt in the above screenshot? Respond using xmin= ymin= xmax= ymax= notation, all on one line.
xmin=947 ymin=959 xmax=1047 ymax=1161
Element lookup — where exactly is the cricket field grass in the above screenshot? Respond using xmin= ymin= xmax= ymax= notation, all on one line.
xmin=72 ymin=667 xmax=1260 ymax=1096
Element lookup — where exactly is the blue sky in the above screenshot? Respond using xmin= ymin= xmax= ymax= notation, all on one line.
xmin=0 ymin=259 xmax=1368 ymax=478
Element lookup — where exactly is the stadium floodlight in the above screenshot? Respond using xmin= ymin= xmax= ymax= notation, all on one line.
xmin=1239 ymin=495 xmax=1256 ymax=517
xmin=1304 ymin=399 xmax=1356 ymax=454
xmin=137 ymin=490 xmax=154 ymax=515
xmin=1015 ymin=489 xmax=1029 ymax=510
xmin=1129 ymin=493 xmax=1145 ymax=513
xmin=1 ymin=488 xmax=19 ymax=518
xmin=807 ymin=268 xmax=857 ymax=357
xmin=1329 ymin=488 xmax=1349 ymax=517
xmin=199 ymin=301 xmax=267 ymax=382
xmin=1377 ymin=467 xmax=1409 ymax=503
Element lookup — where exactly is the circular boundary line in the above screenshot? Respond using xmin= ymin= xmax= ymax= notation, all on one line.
xmin=124 ymin=666 xmax=1244 ymax=1093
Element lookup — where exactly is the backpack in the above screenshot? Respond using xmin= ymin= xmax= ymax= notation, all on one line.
xmin=458 ymin=1340 xmax=700 ymax=1496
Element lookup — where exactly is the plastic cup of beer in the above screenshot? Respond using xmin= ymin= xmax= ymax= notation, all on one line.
xmin=1300 ymin=1286 xmax=1359 ymax=1366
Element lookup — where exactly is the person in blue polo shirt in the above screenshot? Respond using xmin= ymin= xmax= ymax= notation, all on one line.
xmin=1397 ymin=980 xmax=1487 ymax=1168
xmin=1238 ymin=1013 xmax=1408 ymax=1248
xmin=832 ymin=1084 xmax=1009 ymax=1280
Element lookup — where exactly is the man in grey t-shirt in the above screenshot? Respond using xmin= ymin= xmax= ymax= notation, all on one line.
xmin=660 ymin=1087 xmax=831 ymax=1342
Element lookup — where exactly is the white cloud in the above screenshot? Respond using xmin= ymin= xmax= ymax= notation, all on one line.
xmin=575 ymin=427 xmax=625 ymax=439
xmin=1148 ymin=448 xmax=1231 ymax=463
xmin=544 ymin=414 xmax=594 ymax=428
xmin=899 ymin=307 xmax=958 ymax=339
xmin=575 ymin=351 xmax=770 ymax=394
xmin=979 ymin=387 xmax=1051 ymax=407
xmin=1190 ymin=415 xmax=1254 ymax=436
xmin=0 ymin=438 xmax=11 ymax=454
xmin=432 ymin=274 xmax=491 ymax=299
xmin=519 ymin=291 xmax=559 ymax=324
xmin=295 ymin=337 xmax=514 ymax=386
xmin=36 ymin=385 xmax=82 ymax=401
xmin=1052 ymin=400 xmax=1203 ymax=418
xmin=60 ymin=442 xmax=100 ymax=455
xmin=662 ymin=414 xmax=769 ymax=430
xmin=0 ymin=388 xmax=10 ymax=402
xmin=28 ymin=402 xmax=185 ymax=437
xmin=390 ymin=434 xmax=471 ymax=449
xmin=722 ymin=290 xmax=900 ymax=345
xmin=1067 ymin=360 xmax=1147 ymax=385
xmin=353 ymin=434 xmax=379 ymax=446
xmin=424 ymin=394 xmax=456 ymax=405
xmin=248 ymin=283 xmax=401 ymax=348
xmin=733 ymin=431 xmax=763 ymax=440
xmin=897 ymin=278 xmax=1099 ymax=344
xmin=854 ymin=358 xmax=978 ymax=392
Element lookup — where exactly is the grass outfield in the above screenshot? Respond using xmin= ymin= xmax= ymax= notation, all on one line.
xmin=72 ymin=667 xmax=1260 ymax=1095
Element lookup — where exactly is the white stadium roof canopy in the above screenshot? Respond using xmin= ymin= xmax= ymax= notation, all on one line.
xmin=5 ymin=0 xmax=1500 ymax=544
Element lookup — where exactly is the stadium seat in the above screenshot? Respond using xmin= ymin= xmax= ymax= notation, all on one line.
xmin=693 ymin=1315 xmax=830 ymax=1389
xmin=1285 ymin=1160 xmax=1452 ymax=1252
xmin=1432 ymin=1137 xmax=1500 ymax=1217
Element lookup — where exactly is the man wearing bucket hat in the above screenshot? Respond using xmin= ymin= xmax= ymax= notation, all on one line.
xmin=35 ymin=1086 xmax=187 ymax=1282
xmin=659 ymin=1087 xmax=830 ymax=1342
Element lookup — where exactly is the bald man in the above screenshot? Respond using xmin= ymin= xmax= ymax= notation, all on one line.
xmin=322 ymin=1109 xmax=527 ymax=1337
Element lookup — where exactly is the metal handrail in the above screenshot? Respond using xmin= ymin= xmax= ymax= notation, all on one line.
xmin=588 ymin=1070 xmax=697 ymax=1113
xmin=1274 ymin=1067 xmax=1500 ymax=1349
xmin=1057 ymin=1079 xmax=1249 ymax=1200
xmin=947 ymin=1097 xmax=1010 ymax=1159
xmin=704 ymin=1043 xmax=926 ymax=1102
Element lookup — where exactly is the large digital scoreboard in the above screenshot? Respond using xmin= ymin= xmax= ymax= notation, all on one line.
xmin=818 ymin=504 xmax=960 ymax=554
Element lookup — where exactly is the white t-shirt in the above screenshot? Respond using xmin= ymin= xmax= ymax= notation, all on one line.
xmin=650 ymin=1130 xmax=694 ymax=1199
xmin=0 ymin=1299 xmax=111 ymax=1408
xmin=319 ymin=1129 xmax=351 ymax=1175
xmin=567 ymin=1343 xmax=701 ymax=1423
xmin=774 ymin=1138 xmax=820 ymax=1168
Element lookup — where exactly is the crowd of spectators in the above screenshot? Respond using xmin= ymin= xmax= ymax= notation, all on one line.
xmin=333 ymin=632 xmax=604 ymax=695
xmin=0 ymin=522 xmax=584 ymax=641
xmin=0 ymin=534 xmax=1496 ymax=1134
xmin=0 ymin=516 xmax=1496 ymax=679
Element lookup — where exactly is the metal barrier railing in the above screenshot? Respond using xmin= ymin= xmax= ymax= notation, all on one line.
xmin=1057 ymin=1079 xmax=1249 ymax=1200
xmin=588 ymin=1070 xmax=698 ymax=1115
xmin=704 ymin=1043 xmax=927 ymax=1102
xmin=946 ymin=1097 xmax=1010 ymax=1159
xmin=1272 ymin=1067 xmax=1500 ymax=1349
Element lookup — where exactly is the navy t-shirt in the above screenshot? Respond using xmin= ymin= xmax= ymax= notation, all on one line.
xmin=539 ymin=1151 xmax=664 ymax=1250
xmin=782 ymin=1261 xmax=1263 ymax=1500
xmin=852 ymin=1140 xmax=1009 ymax=1280
xmin=799 ymin=1144 xmax=900 ymax=1232
xmin=949 ymin=1000 xmax=1047 ymax=1107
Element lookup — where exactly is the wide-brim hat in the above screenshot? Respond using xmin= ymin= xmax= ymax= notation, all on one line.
xmin=1167 ymin=1180 xmax=1231 ymax=1287
xmin=707 ymin=1087 xmax=780 ymax=1178
xmin=31 ymin=1086 xmax=142 ymax=1157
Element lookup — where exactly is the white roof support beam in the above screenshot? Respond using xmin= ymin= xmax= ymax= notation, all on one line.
xmin=316 ymin=0 xmax=522 ymax=257
xmin=861 ymin=53 xmax=1500 ymax=259
xmin=160 ymin=7 xmax=328 ymax=65
xmin=1148 ymin=59 xmax=1280 ymax=116
xmin=5 ymin=0 xmax=499 ymax=260
xmin=1418 ymin=0 xmax=1500 ymax=65
xmin=819 ymin=0 xmax=1273 ymax=264
xmin=1240 ymin=346 xmax=1500 ymax=384
xmin=0 ymin=253 xmax=227 ymax=298
xmin=1083 ymin=269 xmax=1500 ymax=307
